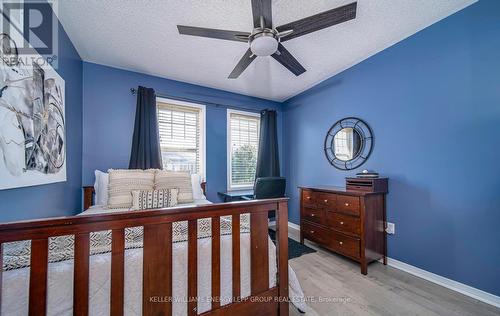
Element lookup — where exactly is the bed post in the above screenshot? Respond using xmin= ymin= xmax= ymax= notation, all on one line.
xmin=83 ymin=186 xmax=94 ymax=211
xmin=276 ymin=201 xmax=289 ymax=316
xmin=0 ymin=243 xmax=3 ymax=313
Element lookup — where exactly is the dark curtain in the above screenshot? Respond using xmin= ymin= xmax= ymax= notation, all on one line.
xmin=129 ymin=86 xmax=162 ymax=169
xmin=255 ymin=109 xmax=280 ymax=178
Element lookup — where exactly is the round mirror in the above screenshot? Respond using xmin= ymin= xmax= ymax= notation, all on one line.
xmin=324 ymin=117 xmax=373 ymax=170
xmin=333 ymin=128 xmax=362 ymax=161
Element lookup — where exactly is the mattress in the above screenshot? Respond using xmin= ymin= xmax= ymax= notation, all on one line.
xmin=2 ymin=200 xmax=307 ymax=315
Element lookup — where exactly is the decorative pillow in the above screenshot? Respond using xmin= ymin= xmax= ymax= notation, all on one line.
xmin=131 ymin=188 xmax=179 ymax=210
xmin=154 ymin=170 xmax=194 ymax=203
xmin=94 ymin=170 xmax=109 ymax=206
xmin=107 ymin=169 xmax=155 ymax=209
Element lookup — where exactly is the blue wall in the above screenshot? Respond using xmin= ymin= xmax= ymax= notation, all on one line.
xmin=1 ymin=0 xmax=497 ymax=299
xmin=283 ymin=0 xmax=500 ymax=296
xmin=0 ymin=3 xmax=83 ymax=221
xmin=82 ymin=62 xmax=283 ymax=202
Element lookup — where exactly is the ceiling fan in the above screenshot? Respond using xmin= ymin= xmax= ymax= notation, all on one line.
xmin=177 ymin=1 xmax=357 ymax=79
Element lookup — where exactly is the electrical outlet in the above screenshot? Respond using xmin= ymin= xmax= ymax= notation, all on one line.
xmin=386 ymin=222 xmax=395 ymax=235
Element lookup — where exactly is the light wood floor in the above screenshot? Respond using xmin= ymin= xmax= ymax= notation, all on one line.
xmin=279 ymin=227 xmax=500 ymax=316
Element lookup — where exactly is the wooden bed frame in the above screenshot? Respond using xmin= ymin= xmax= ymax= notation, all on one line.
xmin=0 ymin=187 xmax=289 ymax=316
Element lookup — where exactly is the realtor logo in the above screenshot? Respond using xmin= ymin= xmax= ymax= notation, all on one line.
xmin=0 ymin=0 xmax=58 ymax=67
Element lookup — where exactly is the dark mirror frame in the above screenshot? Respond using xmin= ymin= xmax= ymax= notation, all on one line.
xmin=324 ymin=117 xmax=374 ymax=170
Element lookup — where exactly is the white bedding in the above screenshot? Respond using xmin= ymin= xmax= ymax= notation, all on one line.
xmin=2 ymin=201 xmax=307 ymax=315
xmin=80 ymin=199 xmax=213 ymax=216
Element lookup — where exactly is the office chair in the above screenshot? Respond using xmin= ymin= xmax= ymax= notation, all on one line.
xmin=253 ymin=177 xmax=286 ymax=199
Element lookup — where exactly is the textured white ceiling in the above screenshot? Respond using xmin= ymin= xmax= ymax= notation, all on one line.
xmin=56 ymin=0 xmax=476 ymax=101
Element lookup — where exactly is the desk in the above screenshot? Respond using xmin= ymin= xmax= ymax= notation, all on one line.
xmin=218 ymin=189 xmax=254 ymax=202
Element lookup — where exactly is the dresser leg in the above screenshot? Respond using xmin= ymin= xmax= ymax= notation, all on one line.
xmin=383 ymin=195 xmax=388 ymax=266
xmin=383 ymin=225 xmax=388 ymax=265
xmin=361 ymin=262 xmax=368 ymax=275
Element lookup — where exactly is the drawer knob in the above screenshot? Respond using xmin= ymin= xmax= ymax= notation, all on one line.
xmin=324 ymin=199 xmax=328 ymax=203
xmin=344 ymin=203 xmax=349 ymax=207
xmin=340 ymin=221 xmax=344 ymax=225
xmin=311 ymin=214 xmax=315 ymax=217
xmin=306 ymin=196 xmax=311 ymax=200
xmin=310 ymin=230 xmax=315 ymax=234
xmin=339 ymin=241 xmax=343 ymax=245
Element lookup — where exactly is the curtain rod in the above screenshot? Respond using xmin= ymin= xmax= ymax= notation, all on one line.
xmin=130 ymin=88 xmax=267 ymax=114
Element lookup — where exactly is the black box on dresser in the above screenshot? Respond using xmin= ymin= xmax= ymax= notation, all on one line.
xmin=345 ymin=177 xmax=388 ymax=193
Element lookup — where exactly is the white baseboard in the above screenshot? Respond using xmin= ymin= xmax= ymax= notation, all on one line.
xmin=287 ymin=221 xmax=300 ymax=230
xmin=268 ymin=221 xmax=300 ymax=231
xmin=384 ymin=258 xmax=500 ymax=309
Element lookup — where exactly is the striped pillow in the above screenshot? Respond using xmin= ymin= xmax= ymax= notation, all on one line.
xmin=154 ymin=170 xmax=194 ymax=203
xmin=131 ymin=188 xmax=179 ymax=210
xmin=107 ymin=169 xmax=155 ymax=209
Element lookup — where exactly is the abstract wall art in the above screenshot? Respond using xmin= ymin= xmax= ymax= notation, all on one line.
xmin=0 ymin=33 xmax=66 ymax=190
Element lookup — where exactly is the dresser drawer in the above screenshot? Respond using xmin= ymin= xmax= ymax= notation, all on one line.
xmin=336 ymin=195 xmax=360 ymax=216
xmin=303 ymin=207 xmax=324 ymax=224
xmin=302 ymin=190 xmax=336 ymax=209
xmin=328 ymin=231 xmax=360 ymax=259
xmin=325 ymin=212 xmax=361 ymax=236
xmin=301 ymin=190 xmax=316 ymax=208
xmin=315 ymin=192 xmax=336 ymax=210
xmin=302 ymin=221 xmax=328 ymax=245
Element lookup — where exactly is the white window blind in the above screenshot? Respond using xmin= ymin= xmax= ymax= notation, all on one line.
xmin=334 ymin=128 xmax=354 ymax=161
xmin=228 ymin=110 xmax=260 ymax=190
xmin=157 ymin=101 xmax=204 ymax=175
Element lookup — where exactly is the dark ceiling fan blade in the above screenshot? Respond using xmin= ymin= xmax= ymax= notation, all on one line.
xmin=177 ymin=25 xmax=250 ymax=42
xmin=251 ymin=0 xmax=272 ymax=29
xmin=228 ymin=49 xmax=257 ymax=79
xmin=276 ymin=2 xmax=357 ymax=42
xmin=271 ymin=43 xmax=306 ymax=76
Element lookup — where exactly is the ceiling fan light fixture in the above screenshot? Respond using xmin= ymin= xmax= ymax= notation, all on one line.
xmin=177 ymin=1 xmax=358 ymax=78
xmin=250 ymin=32 xmax=278 ymax=56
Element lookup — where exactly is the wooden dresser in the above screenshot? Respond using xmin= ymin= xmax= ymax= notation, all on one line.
xmin=299 ymin=185 xmax=387 ymax=274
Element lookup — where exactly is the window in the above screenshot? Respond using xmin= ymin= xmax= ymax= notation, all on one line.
xmin=334 ymin=128 xmax=354 ymax=161
xmin=227 ymin=109 xmax=260 ymax=190
xmin=157 ymin=98 xmax=205 ymax=177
